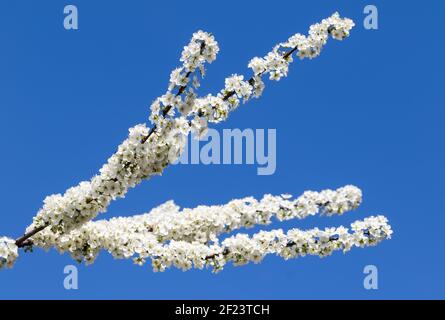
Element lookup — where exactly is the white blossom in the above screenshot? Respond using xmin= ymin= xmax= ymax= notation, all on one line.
xmin=169 ymin=67 xmax=189 ymax=89
xmin=180 ymin=30 xmax=219 ymax=72
xmin=224 ymin=74 xmax=253 ymax=103
xmin=248 ymin=57 xmax=267 ymax=75
xmin=0 ymin=237 xmax=18 ymax=269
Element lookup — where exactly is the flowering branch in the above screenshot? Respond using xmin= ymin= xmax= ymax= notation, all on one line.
xmin=0 ymin=13 xmax=391 ymax=274
xmin=28 ymin=185 xmax=362 ymax=251
xmin=141 ymin=37 xmax=211 ymax=143
xmin=21 ymin=186 xmax=392 ymax=272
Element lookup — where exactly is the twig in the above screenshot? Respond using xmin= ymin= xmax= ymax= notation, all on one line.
xmin=15 ymin=225 xmax=47 ymax=248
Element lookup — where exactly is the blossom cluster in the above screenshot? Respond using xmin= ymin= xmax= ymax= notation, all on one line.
xmin=28 ymin=124 xmax=167 ymax=235
xmin=150 ymin=30 xmax=219 ymax=124
xmin=26 ymin=186 xmax=392 ymax=273
xmin=0 ymin=237 xmax=18 ymax=269
xmin=189 ymin=12 xmax=354 ymax=129
xmin=29 ymin=204 xmax=392 ymax=272
xmin=147 ymin=184 xmax=362 ymax=243
xmin=29 ymin=185 xmax=362 ymax=254
xmin=248 ymin=12 xmax=355 ymax=81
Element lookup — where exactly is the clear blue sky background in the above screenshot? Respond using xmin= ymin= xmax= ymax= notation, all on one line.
xmin=0 ymin=0 xmax=444 ymax=299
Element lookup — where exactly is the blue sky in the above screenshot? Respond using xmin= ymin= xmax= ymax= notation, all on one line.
xmin=0 ymin=0 xmax=444 ymax=299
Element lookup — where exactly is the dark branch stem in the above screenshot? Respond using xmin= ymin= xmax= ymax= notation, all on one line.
xmin=15 ymin=224 xmax=48 ymax=248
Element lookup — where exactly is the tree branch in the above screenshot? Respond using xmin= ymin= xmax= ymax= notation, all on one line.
xmin=14 ymin=25 xmax=338 ymax=252
xmin=15 ymin=224 xmax=47 ymax=248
